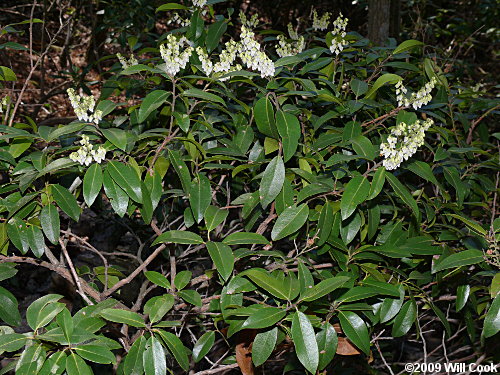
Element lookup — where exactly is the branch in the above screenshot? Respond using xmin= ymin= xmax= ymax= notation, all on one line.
xmin=101 ymin=244 xmax=167 ymax=298
xmin=192 ymin=363 xmax=240 ymax=375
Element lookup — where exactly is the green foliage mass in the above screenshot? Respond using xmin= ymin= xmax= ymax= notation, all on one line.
xmin=0 ymin=1 xmax=499 ymax=374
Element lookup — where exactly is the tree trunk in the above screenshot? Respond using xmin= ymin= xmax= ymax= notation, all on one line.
xmin=368 ymin=0 xmax=393 ymax=45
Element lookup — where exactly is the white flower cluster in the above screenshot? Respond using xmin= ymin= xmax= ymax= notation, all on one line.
xmin=166 ymin=12 xmax=190 ymax=27
xmin=69 ymin=135 xmax=106 ymax=166
xmin=67 ymin=88 xmax=102 ymax=124
xmin=160 ymin=34 xmax=194 ymax=76
xmin=312 ymin=10 xmax=331 ymax=31
xmin=380 ymin=118 xmax=434 ymax=170
xmin=192 ymin=0 xmax=207 ymax=7
xmin=196 ymin=41 xmax=242 ymax=81
xmin=116 ymin=53 xmax=138 ymax=69
xmin=329 ymin=13 xmax=348 ymax=55
xmin=0 ymin=96 xmax=9 ymax=113
xmin=276 ymin=24 xmax=305 ymax=58
xmin=240 ymin=10 xmax=259 ymax=28
xmin=238 ymin=26 xmax=275 ymax=78
xmin=396 ymin=77 xmax=438 ymax=109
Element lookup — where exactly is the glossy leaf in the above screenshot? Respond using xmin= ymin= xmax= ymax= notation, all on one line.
xmin=338 ymin=311 xmax=370 ymax=355
xmin=189 ymin=174 xmax=211 ymax=223
xmin=291 ymin=311 xmax=319 ymax=374
xmin=341 ymin=176 xmax=370 ymax=220
xmin=392 ymin=300 xmax=417 ymax=337
xmin=82 ymin=163 xmax=103 ymax=207
xmin=40 ymin=204 xmax=60 ymax=245
xmin=271 ymin=204 xmax=309 ymax=241
xmin=276 ymin=110 xmax=300 ymax=162
xmin=260 ymin=155 xmax=285 ymax=208
xmin=193 ymin=331 xmax=215 ymax=363
xmin=99 ymin=308 xmax=146 ymax=327
xmin=138 ymin=90 xmax=170 ymax=123
xmin=252 ymin=327 xmax=278 ymax=366
xmin=316 ymin=322 xmax=338 ymax=370
xmin=206 ymin=241 xmax=234 ymax=281
xmin=152 ymin=230 xmax=204 ymax=246
xmin=52 ymin=184 xmax=81 ymax=221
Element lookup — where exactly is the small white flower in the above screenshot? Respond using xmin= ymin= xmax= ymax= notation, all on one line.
xmin=160 ymin=34 xmax=194 ymax=77
xmin=312 ymin=10 xmax=331 ymax=31
xmin=238 ymin=26 xmax=275 ymax=78
xmin=67 ymin=88 xmax=103 ymax=124
xmin=329 ymin=13 xmax=348 ymax=55
xmin=380 ymin=118 xmax=434 ymax=170
xmin=395 ymin=77 xmax=437 ymax=109
xmin=192 ymin=0 xmax=207 ymax=7
xmin=70 ymin=135 xmax=107 ymax=166
xmin=240 ymin=11 xmax=259 ymax=28
xmin=117 ymin=53 xmax=139 ymax=69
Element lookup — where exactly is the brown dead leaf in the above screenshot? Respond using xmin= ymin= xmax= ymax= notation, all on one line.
xmin=235 ymin=329 xmax=256 ymax=375
xmin=336 ymin=337 xmax=361 ymax=356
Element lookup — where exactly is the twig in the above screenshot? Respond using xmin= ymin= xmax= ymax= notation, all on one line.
xmin=466 ymin=103 xmax=500 ymax=144
xmin=59 ymin=238 xmax=94 ymax=305
xmin=192 ymin=363 xmax=240 ymax=375
xmin=375 ymin=341 xmax=395 ymax=375
xmin=101 ymin=244 xmax=167 ymax=298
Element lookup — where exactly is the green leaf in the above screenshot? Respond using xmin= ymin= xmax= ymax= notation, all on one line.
xmin=316 ymin=322 xmax=338 ymax=370
xmin=443 ymin=166 xmax=467 ymax=206
xmin=351 ymin=135 xmax=376 ymax=160
xmin=174 ymin=271 xmax=192 ymax=290
xmin=143 ymin=336 xmax=167 ymax=375
xmin=107 ymin=161 xmax=142 ymax=203
xmin=386 ymin=173 xmax=420 ymax=220
xmin=222 ymin=232 xmax=270 ymax=245
xmin=0 ymin=333 xmax=26 ymax=352
xmin=252 ymin=327 xmax=278 ymax=367
xmin=206 ymin=241 xmax=234 ymax=281
xmin=254 ymin=96 xmax=278 ymax=139
xmin=40 ymin=204 xmax=60 ymax=245
xmin=0 ymin=286 xmax=21 ymax=326
xmin=144 ymin=271 xmax=171 ymax=289
xmin=0 ymin=66 xmax=17 ymax=81
xmin=38 ymin=351 xmax=67 ymax=375
xmin=193 ymin=331 xmax=215 ymax=363
xmin=301 ymin=276 xmax=350 ymax=302
xmin=365 ymin=73 xmax=402 ymax=98
xmin=138 ymin=90 xmax=170 ymax=123
xmin=124 ymin=336 xmax=146 ymax=375
xmin=183 ymin=88 xmax=226 ymax=106
xmin=16 ymin=344 xmax=47 ymax=375
xmin=103 ymin=170 xmax=129 ymax=217
xmin=433 ymin=250 xmax=484 ymax=273
xmin=7 ymin=219 xmax=29 ymax=254
xmin=156 ymin=330 xmax=190 ymax=371
xmin=65 ymin=353 xmax=93 ymax=375
xmin=168 ymin=149 xmax=191 ymax=194
xmin=483 ymin=294 xmax=500 ymax=338
xmin=99 ymin=308 xmax=146 ymax=327
xmin=27 ymin=225 xmax=45 ymax=258
xmin=140 ymin=182 xmax=154 ymax=224
xmin=244 ymin=269 xmax=289 ymax=300
xmin=340 ymin=176 xmax=370 ymax=220
xmin=204 ymin=205 xmax=228 ymax=232
xmin=75 ymin=344 xmax=116 ymax=364
xmin=392 ymin=300 xmax=417 ymax=337
xmin=189 ymin=174 xmax=211 ymax=224
xmin=271 ymin=204 xmax=309 ymax=241
xmin=393 ymin=39 xmax=423 ymax=55
xmin=145 ymin=294 xmax=175 ymax=323
xmin=26 ymin=294 xmax=63 ymax=330
xmin=206 ymin=19 xmax=227 ymax=53
xmin=0 ymin=263 xmax=17 ymax=282
xmin=445 ymin=214 xmax=487 ymax=236
xmin=57 ymin=308 xmax=73 ymax=343
xmin=317 ymin=202 xmax=334 ymax=246
xmin=350 ymin=79 xmax=368 ymax=97
xmin=156 ymin=3 xmax=189 ymax=11
xmin=178 ymin=290 xmax=202 ymax=307
xmin=101 ymin=128 xmax=127 ymax=151
xmin=338 ymin=311 xmax=370 ymax=355
xmin=367 ymin=167 xmax=386 ymax=200
xmin=292 ymin=311 xmax=319 ymax=374
xmin=456 ymin=285 xmax=470 ymax=312
xmin=242 ymin=307 xmax=286 ymax=329
xmin=276 ymin=111 xmax=300 ymax=162
xmin=406 ymin=161 xmax=439 ymax=186
xmin=83 ymin=164 xmax=103 ymax=207
xmin=52 ymin=184 xmax=81 ymax=221
xmin=260 ymin=156 xmax=285 ymax=208
xmin=152 ymin=230 xmax=204 ymax=246
xmin=47 ymin=123 xmax=87 ymax=142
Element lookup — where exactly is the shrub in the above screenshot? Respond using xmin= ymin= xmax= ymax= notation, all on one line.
xmin=0 ymin=2 xmax=498 ymax=374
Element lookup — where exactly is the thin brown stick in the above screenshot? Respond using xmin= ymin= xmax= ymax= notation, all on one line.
xmin=101 ymin=244 xmax=167 ymax=298
xmin=466 ymin=103 xmax=500 ymax=144
xmin=192 ymin=363 xmax=240 ymax=375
